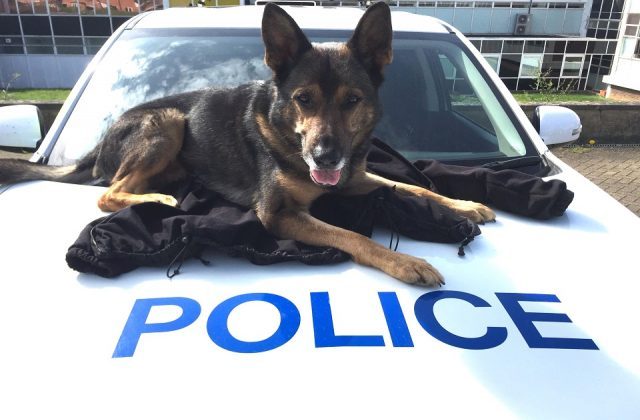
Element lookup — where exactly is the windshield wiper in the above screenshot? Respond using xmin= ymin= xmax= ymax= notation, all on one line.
xmin=482 ymin=156 xmax=542 ymax=170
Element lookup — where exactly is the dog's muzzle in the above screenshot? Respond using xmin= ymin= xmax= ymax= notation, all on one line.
xmin=309 ymin=144 xmax=344 ymax=186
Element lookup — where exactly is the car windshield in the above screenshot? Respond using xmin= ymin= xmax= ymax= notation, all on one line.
xmin=48 ymin=28 xmax=537 ymax=169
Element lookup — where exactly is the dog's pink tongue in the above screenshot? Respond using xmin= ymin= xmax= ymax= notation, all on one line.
xmin=311 ymin=168 xmax=341 ymax=186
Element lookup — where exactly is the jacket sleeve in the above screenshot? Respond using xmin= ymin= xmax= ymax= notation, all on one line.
xmin=368 ymin=138 xmax=574 ymax=219
xmin=413 ymin=159 xmax=574 ymax=219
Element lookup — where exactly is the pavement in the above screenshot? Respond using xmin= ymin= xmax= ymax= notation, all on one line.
xmin=551 ymin=145 xmax=640 ymax=217
xmin=2 ymin=146 xmax=639 ymax=217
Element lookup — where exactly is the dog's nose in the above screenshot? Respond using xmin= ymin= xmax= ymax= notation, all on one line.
xmin=312 ymin=135 xmax=343 ymax=168
xmin=312 ymin=144 xmax=342 ymax=168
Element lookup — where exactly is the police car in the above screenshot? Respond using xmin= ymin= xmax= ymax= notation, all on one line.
xmin=1 ymin=5 xmax=639 ymax=419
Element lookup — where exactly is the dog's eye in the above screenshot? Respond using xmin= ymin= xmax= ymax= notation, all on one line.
xmin=346 ymin=94 xmax=361 ymax=106
xmin=295 ymin=93 xmax=312 ymax=106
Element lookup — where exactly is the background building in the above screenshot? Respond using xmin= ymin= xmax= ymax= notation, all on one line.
xmin=0 ymin=0 xmax=627 ymax=91
xmin=603 ymin=0 xmax=640 ymax=99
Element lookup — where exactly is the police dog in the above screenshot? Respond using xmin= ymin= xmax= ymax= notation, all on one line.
xmin=0 ymin=3 xmax=495 ymax=286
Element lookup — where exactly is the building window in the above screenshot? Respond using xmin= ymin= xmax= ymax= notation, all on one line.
xmin=0 ymin=36 xmax=24 ymax=54
xmin=566 ymin=40 xmax=587 ymax=54
xmin=499 ymin=54 xmax=521 ymax=77
xmin=621 ymin=37 xmax=639 ymax=58
xmin=81 ymin=16 xmax=111 ymax=36
xmin=1 ymin=0 xmax=18 ymax=13
xmin=55 ymin=36 xmax=84 ymax=54
xmin=0 ymin=16 xmax=22 ymax=34
xmin=519 ymin=53 xmax=543 ymax=78
xmin=587 ymin=40 xmax=608 ymax=54
xmin=545 ymin=40 xmax=566 ymax=54
xmin=482 ymin=53 xmax=501 ymax=73
xmin=542 ymin=53 xmax=563 ymax=77
xmin=503 ymin=40 xmax=524 ymax=54
xmin=524 ymin=40 xmax=544 ymax=54
xmin=84 ymin=36 xmax=108 ymax=54
xmin=24 ymin=35 xmax=54 ymax=54
xmin=49 ymin=0 xmax=80 ymax=14
xmin=32 ymin=0 xmax=47 ymax=13
xmin=80 ymin=0 xmax=109 ymax=15
xmin=624 ymin=25 xmax=638 ymax=36
xmin=561 ymin=54 xmax=584 ymax=77
xmin=52 ymin=16 xmax=82 ymax=36
xmin=481 ymin=39 xmax=503 ymax=53
xmin=21 ymin=15 xmax=51 ymax=35
xmin=18 ymin=0 xmax=34 ymax=14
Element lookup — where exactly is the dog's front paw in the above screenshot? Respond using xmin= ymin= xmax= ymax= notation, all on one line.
xmin=384 ymin=253 xmax=444 ymax=287
xmin=448 ymin=199 xmax=495 ymax=223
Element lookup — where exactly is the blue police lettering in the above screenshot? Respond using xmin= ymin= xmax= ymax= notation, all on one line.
xmin=414 ymin=291 xmax=508 ymax=350
xmin=113 ymin=297 xmax=201 ymax=358
xmin=207 ymin=293 xmax=300 ymax=353
xmin=496 ymin=293 xmax=598 ymax=350
xmin=378 ymin=291 xmax=414 ymax=347
xmin=113 ymin=291 xmax=598 ymax=357
xmin=311 ymin=291 xmax=385 ymax=347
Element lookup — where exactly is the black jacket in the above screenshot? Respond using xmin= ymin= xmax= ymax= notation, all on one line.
xmin=66 ymin=139 xmax=573 ymax=278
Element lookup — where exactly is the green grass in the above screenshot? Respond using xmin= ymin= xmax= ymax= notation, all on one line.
xmin=1 ymin=89 xmax=71 ymax=102
xmin=512 ymin=91 xmax=611 ymax=104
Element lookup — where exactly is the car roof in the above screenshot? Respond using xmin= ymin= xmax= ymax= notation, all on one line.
xmin=131 ymin=5 xmax=451 ymax=34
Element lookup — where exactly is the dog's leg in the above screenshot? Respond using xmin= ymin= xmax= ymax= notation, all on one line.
xmin=259 ymin=209 xmax=444 ymax=286
xmin=346 ymin=172 xmax=496 ymax=223
xmin=98 ymin=171 xmax=180 ymax=212
xmin=97 ymin=108 xmax=185 ymax=212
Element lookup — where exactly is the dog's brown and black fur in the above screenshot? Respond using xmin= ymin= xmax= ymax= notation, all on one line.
xmin=0 ymin=3 xmax=495 ymax=286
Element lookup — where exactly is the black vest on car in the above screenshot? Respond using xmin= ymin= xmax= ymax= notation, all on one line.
xmin=66 ymin=138 xmax=574 ymax=278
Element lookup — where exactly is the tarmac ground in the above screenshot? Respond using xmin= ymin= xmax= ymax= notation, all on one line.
xmin=2 ymin=146 xmax=639 ymax=217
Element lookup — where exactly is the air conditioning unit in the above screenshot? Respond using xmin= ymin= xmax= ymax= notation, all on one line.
xmin=514 ymin=13 xmax=532 ymax=35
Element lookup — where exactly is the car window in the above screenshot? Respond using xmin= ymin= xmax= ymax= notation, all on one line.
xmin=375 ymin=39 xmax=528 ymax=162
xmin=439 ymin=53 xmax=494 ymax=133
xmin=48 ymin=29 xmax=534 ymax=168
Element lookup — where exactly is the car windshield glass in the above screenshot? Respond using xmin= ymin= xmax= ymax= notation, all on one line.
xmin=49 ymin=28 xmax=535 ymax=167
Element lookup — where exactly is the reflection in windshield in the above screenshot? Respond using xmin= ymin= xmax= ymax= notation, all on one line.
xmin=51 ymin=35 xmax=269 ymax=164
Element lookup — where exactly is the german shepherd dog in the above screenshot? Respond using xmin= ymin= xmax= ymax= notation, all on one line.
xmin=0 ymin=3 xmax=495 ymax=286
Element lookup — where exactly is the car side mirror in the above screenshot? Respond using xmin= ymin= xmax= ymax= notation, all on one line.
xmin=531 ymin=105 xmax=582 ymax=146
xmin=0 ymin=104 xmax=45 ymax=150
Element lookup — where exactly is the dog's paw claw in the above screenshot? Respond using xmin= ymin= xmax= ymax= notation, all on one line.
xmin=147 ymin=194 xmax=178 ymax=207
xmin=386 ymin=254 xmax=444 ymax=288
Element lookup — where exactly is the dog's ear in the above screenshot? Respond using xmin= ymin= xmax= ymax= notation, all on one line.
xmin=262 ymin=3 xmax=312 ymax=79
xmin=347 ymin=2 xmax=393 ymax=86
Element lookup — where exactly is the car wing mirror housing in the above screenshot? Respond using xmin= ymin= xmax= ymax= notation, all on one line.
xmin=532 ymin=105 xmax=582 ymax=146
xmin=0 ymin=104 xmax=45 ymax=150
